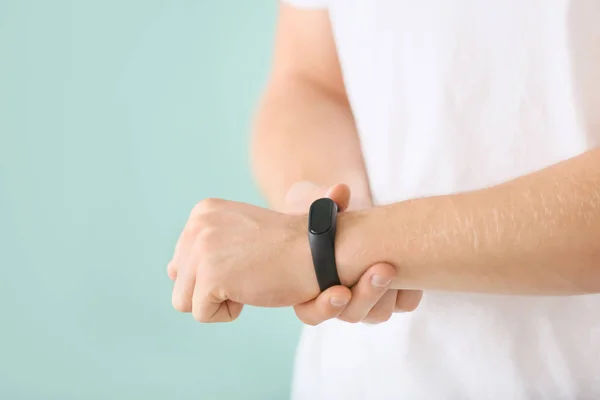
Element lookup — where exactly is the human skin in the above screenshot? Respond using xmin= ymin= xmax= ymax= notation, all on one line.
xmin=168 ymin=145 xmax=600 ymax=322
xmin=169 ymin=4 xmax=600 ymax=322
xmin=167 ymin=4 xmax=422 ymax=325
xmin=249 ymin=4 xmax=422 ymax=324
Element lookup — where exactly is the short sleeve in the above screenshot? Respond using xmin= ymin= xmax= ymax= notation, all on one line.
xmin=281 ymin=0 xmax=328 ymax=9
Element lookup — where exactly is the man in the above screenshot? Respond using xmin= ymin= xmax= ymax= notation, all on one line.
xmin=168 ymin=1 xmax=600 ymax=398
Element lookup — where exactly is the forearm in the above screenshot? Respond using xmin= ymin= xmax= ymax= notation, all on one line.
xmin=251 ymin=76 xmax=371 ymax=211
xmin=338 ymin=148 xmax=600 ymax=295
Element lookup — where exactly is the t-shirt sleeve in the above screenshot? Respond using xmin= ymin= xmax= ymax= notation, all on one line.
xmin=281 ymin=0 xmax=328 ymax=9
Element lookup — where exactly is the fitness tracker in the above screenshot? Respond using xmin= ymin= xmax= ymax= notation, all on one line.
xmin=308 ymin=198 xmax=342 ymax=292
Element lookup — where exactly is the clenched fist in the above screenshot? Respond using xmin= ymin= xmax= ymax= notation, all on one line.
xmin=168 ymin=198 xmax=334 ymax=322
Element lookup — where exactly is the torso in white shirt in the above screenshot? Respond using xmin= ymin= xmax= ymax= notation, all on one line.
xmin=285 ymin=0 xmax=600 ymax=398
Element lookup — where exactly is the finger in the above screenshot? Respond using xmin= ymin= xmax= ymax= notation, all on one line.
xmin=324 ymin=183 xmax=351 ymax=211
xmin=395 ymin=290 xmax=423 ymax=313
xmin=192 ymin=285 xmax=244 ymax=323
xmin=167 ymin=209 xmax=203 ymax=279
xmin=194 ymin=299 xmax=244 ymax=323
xmin=294 ymin=285 xmax=351 ymax=326
xmin=167 ymin=261 xmax=177 ymax=281
xmin=362 ymin=290 xmax=396 ymax=324
xmin=171 ymin=232 xmax=203 ymax=312
xmin=172 ymin=266 xmax=196 ymax=312
xmin=337 ymin=263 xmax=395 ymax=323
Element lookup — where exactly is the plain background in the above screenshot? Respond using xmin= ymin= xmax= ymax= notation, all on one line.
xmin=0 ymin=1 xmax=303 ymax=399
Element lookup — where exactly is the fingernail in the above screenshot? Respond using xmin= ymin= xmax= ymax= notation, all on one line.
xmin=371 ymin=275 xmax=391 ymax=288
xmin=330 ymin=296 xmax=349 ymax=307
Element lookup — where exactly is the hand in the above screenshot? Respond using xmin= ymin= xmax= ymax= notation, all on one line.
xmin=167 ymin=197 xmax=322 ymax=322
xmin=283 ymin=181 xmax=423 ymax=325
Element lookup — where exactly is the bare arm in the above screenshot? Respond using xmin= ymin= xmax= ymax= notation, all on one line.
xmin=251 ymin=4 xmax=370 ymax=211
xmin=249 ymin=5 xmax=421 ymax=324
xmin=337 ymin=148 xmax=600 ymax=295
xmin=172 ymin=149 xmax=600 ymax=322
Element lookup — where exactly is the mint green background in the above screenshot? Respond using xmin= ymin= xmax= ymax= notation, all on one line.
xmin=0 ymin=1 xmax=303 ymax=399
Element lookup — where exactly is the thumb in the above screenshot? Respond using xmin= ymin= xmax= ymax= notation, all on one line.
xmin=294 ymin=285 xmax=352 ymax=326
xmin=325 ymin=183 xmax=351 ymax=212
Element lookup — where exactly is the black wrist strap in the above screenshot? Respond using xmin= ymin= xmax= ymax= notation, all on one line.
xmin=308 ymin=198 xmax=342 ymax=292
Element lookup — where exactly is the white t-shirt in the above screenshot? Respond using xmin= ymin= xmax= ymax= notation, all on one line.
xmin=284 ymin=1 xmax=600 ymax=399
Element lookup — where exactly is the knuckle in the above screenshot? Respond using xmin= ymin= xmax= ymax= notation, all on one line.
xmin=192 ymin=301 xmax=212 ymax=323
xmin=196 ymin=228 xmax=219 ymax=254
xmin=193 ymin=313 xmax=211 ymax=323
xmin=171 ymin=296 xmax=191 ymax=313
xmin=167 ymin=263 xmax=177 ymax=280
xmin=192 ymin=309 xmax=209 ymax=323
xmin=184 ymin=218 xmax=202 ymax=235
xmin=396 ymin=302 xmax=419 ymax=313
xmin=190 ymin=204 xmax=203 ymax=219
xmin=198 ymin=225 xmax=217 ymax=241
xmin=167 ymin=261 xmax=176 ymax=273
xmin=338 ymin=314 xmax=361 ymax=324
xmin=201 ymin=198 xmax=222 ymax=211
xmin=395 ymin=292 xmax=423 ymax=313
xmin=364 ymin=312 xmax=393 ymax=324
xmin=188 ymin=218 xmax=221 ymax=247
xmin=190 ymin=198 xmax=221 ymax=218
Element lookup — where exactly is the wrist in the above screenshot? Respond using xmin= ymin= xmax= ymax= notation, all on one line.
xmin=335 ymin=207 xmax=384 ymax=286
xmin=293 ymin=203 xmax=379 ymax=301
xmin=289 ymin=188 xmax=377 ymax=299
xmin=290 ymin=213 xmax=323 ymax=302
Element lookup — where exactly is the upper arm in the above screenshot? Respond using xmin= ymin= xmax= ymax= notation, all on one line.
xmin=270 ymin=3 xmax=346 ymax=99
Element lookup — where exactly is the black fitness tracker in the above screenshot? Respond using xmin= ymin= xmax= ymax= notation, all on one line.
xmin=308 ymin=198 xmax=342 ymax=292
